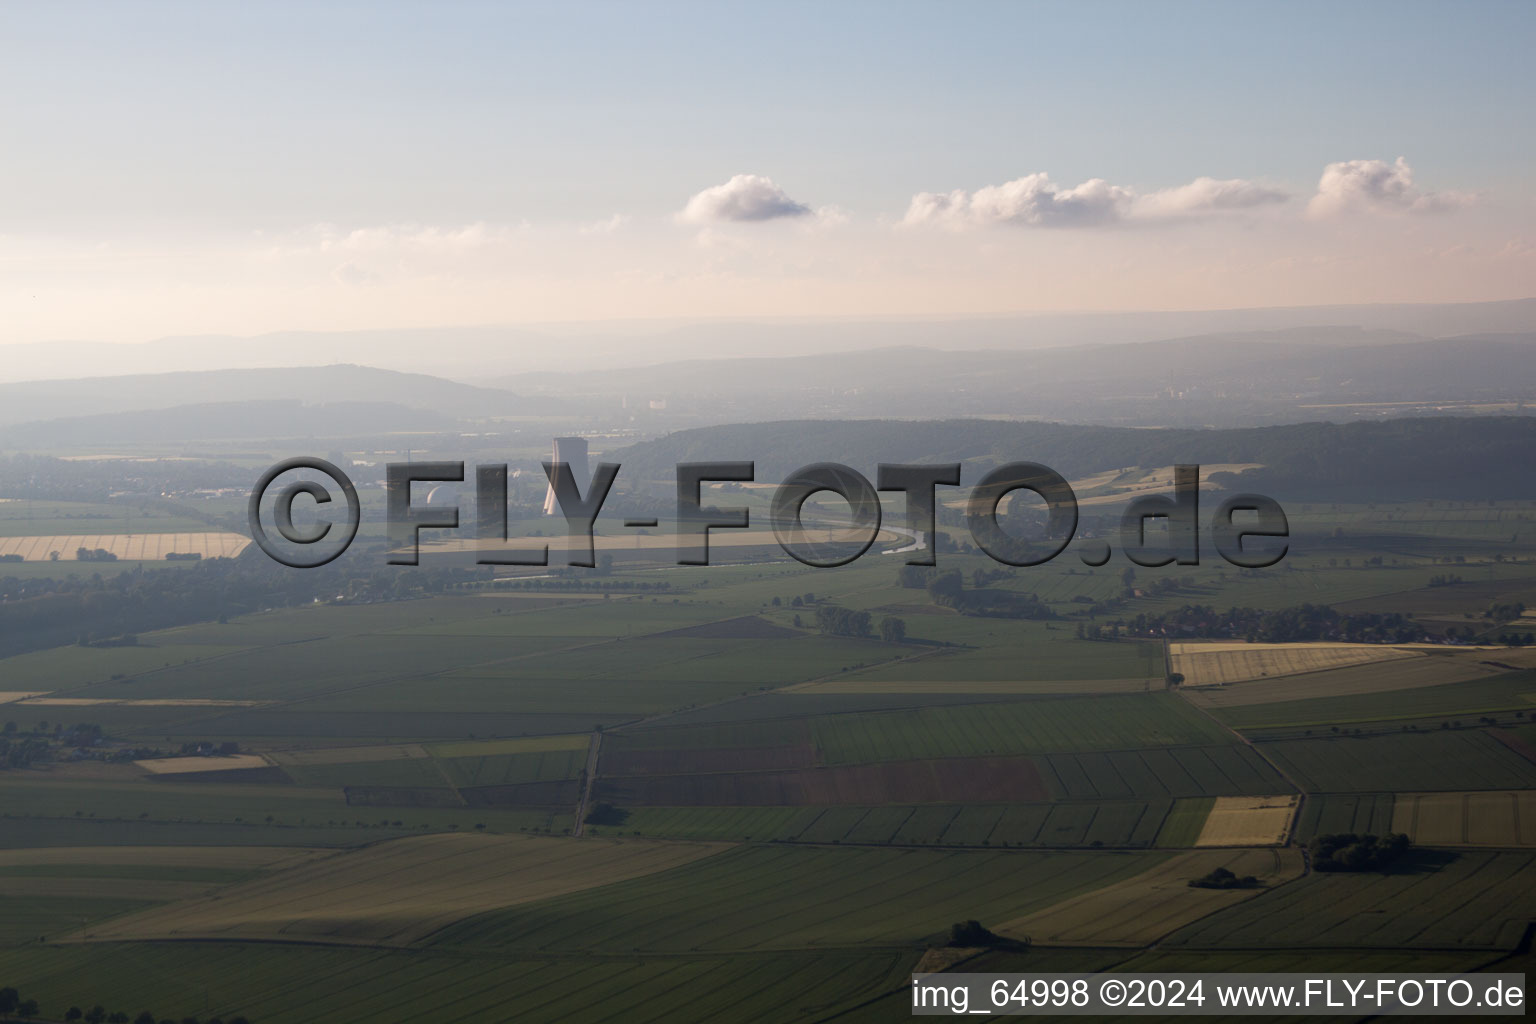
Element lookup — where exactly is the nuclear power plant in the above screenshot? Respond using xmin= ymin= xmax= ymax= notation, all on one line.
xmin=542 ymin=436 xmax=591 ymax=516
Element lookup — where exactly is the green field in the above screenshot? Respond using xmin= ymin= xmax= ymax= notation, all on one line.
xmin=2 ymin=495 xmax=1535 ymax=1021
xmin=0 ymin=943 xmax=918 ymax=1024
xmin=1293 ymin=793 xmax=1398 ymax=839
xmin=1257 ymin=731 xmax=1536 ymax=792
xmin=1155 ymin=797 xmax=1215 ymax=847
xmin=614 ymin=801 xmax=1174 ymax=848
xmin=430 ymin=844 xmax=1166 ymax=952
xmin=1217 ymin=670 xmax=1536 ymax=731
xmin=1163 ymin=850 xmax=1536 ymax=951
xmin=1038 ymin=744 xmax=1289 ymax=799
xmin=812 ymin=693 xmax=1232 ymax=763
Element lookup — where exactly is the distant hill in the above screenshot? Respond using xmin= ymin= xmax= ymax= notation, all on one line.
xmin=0 ymin=364 xmax=563 ymax=428
xmin=2 ymin=297 xmax=1532 ymax=383
xmin=496 ymin=330 xmax=1536 ymax=428
xmin=0 ymin=400 xmax=457 ymax=447
xmin=613 ymin=416 xmax=1536 ymax=501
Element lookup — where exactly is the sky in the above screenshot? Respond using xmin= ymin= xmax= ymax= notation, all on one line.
xmin=1 ymin=0 xmax=1533 ymax=345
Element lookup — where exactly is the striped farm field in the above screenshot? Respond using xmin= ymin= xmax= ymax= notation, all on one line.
xmin=0 ymin=532 xmax=250 ymax=561
xmin=1193 ymin=795 xmax=1297 ymax=847
xmin=136 ymin=754 xmax=272 ymax=775
xmin=1162 ymin=850 xmax=1536 ymax=951
xmin=595 ymin=755 xmax=1052 ymax=805
xmin=426 ymin=734 xmax=591 ymax=758
xmin=812 ymin=694 xmax=1231 ymax=764
xmin=1038 ymin=745 xmax=1290 ymax=799
xmin=616 ymin=801 xmax=1173 ymax=848
xmin=996 ymin=847 xmax=1303 ymax=946
xmin=429 ymin=844 xmax=1163 ymax=953
xmin=1211 ymin=671 xmax=1536 ymax=730
xmin=1181 ymin=652 xmax=1505 ymax=709
xmin=0 ymin=944 xmax=918 ymax=1024
xmin=270 ymin=744 xmax=432 ymax=766
xmin=1392 ymin=791 xmax=1536 ymax=847
xmin=1170 ymin=642 xmax=1422 ymax=688
xmin=74 ymin=832 xmax=727 ymax=947
xmin=1155 ymin=798 xmax=1215 ymax=847
xmin=1293 ymin=793 xmax=1396 ymax=840
xmin=1257 ymin=731 xmax=1536 ymax=792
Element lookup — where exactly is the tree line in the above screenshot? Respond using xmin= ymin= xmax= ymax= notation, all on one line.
xmin=0 ymin=986 xmax=253 ymax=1024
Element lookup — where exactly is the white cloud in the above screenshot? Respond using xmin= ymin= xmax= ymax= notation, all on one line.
xmin=1307 ymin=157 xmax=1470 ymax=219
xmin=579 ymin=213 xmax=631 ymax=235
xmin=1132 ymin=177 xmax=1289 ymax=219
xmin=680 ymin=174 xmax=812 ymax=223
xmin=331 ymin=262 xmax=381 ymax=287
xmin=904 ymin=173 xmax=1286 ymax=229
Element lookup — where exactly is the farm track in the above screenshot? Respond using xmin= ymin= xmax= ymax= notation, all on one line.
xmin=572 ymin=730 xmax=603 ymax=837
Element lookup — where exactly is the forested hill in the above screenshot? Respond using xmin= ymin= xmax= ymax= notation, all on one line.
xmin=613 ymin=417 xmax=1536 ymax=501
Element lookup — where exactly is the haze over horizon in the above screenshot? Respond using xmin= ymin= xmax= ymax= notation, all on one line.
xmin=3 ymin=0 xmax=1534 ymax=352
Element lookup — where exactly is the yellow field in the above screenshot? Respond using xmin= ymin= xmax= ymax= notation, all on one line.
xmin=135 ymin=754 xmax=272 ymax=775
xmin=995 ymin=848 xmax=1302 ymax=946
xmin=784 ymin=677 xmax=1154 ymax=695
xmin=0 ymin=532 xmax=251 ymax=561
xmin=270 ymin=743 xmax=431 ymax=766
xmin=1392 ymin=791 xmax=1536 ymax=848
xmin=426 ymin=734 xmax=591 ymax=757
xmin=1171 ymin=641 xmax=1424 ymax=688
xmin=1183 ymin=652 xmax=1504 ymax=709
xmin=72 ymin=833 xmax=728 ymax=947
xmin=1194 ymin=796 xmax=1298 ymax=847
xmin=0 ymin=691 xmax=50 ymax=704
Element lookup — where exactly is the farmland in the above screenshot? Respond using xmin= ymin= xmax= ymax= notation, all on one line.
xmin=1193 ymin=795 xmax=1298 ymax=847
xmin=0 ymin=943 xmax=920 ymax=1024
xmin=1293 ymin=793 xmax=1397 ymax=839
xmin=429 ymin=844 xmax=1163 ymax=952
xmin=810 ymin=693 xmax=1232 ymax=763
xmin=1170 ymin=641 xmax=1423 ymax=687
xmin=1392 ymin=791 xmax=1536 ymax=847
xmin=1211 ymin=669 xmax=1536 ymax=729
xmin=0 ymin=532 xmax=250 ymax=561
xmin=611 ymin=800 xmax=1175 ymax=848
xmin=2 ymin=491 xmax=1536 ymax=1021
xmin=994 ymin=848 xmax=1303 ymax=946
xmin=1256 ymin=730 xmax=1536 ymax=792
xmin=1182 ymin=648 xmax=1510 ymax=709
xmin=1163 ymin=850 xmax=1536 ymax=951
xmin=78 ymin=833 xmax=728 ymax=946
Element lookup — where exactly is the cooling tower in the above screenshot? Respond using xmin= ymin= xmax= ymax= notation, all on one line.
xmin=542 ymin=436 xmax=591 ymax=516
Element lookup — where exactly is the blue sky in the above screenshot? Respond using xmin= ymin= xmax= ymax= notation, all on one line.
xmin=1 ymin=1 xmax=1532 ymax=340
